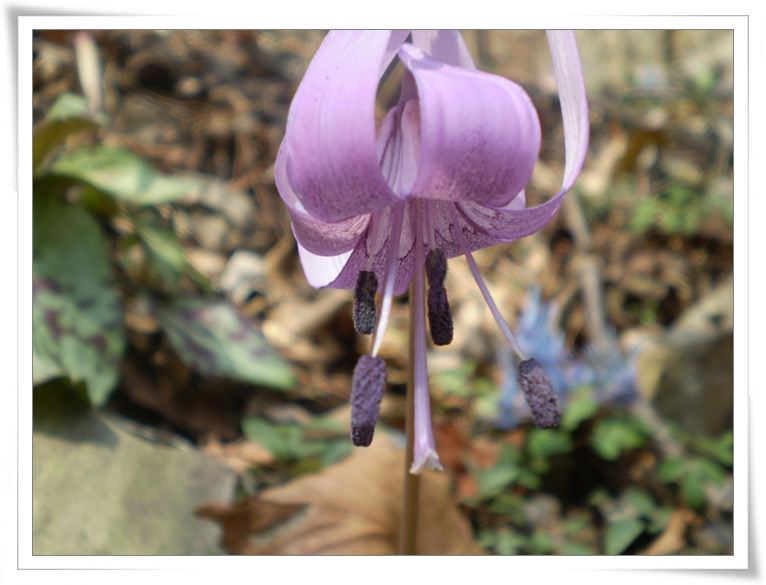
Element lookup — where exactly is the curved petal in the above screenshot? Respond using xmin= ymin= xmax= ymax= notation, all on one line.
xmin=312 ymin=201 xmax=420 ymax=296
xmin=281 ymin=30 xmax=409 ymax=223
xmin=398 ymin=42 xmax=541 ymax=207
xmin=443 ymin=30 xmax=590 ymax=243
xmin=296 ymin=244 xmax=354 ymax=289
xmin=275 ymin=141 xmax=370 ymax=256
xmin=546 ymin=30 xmax=590 ymax=193
xmin=411 ymin=30 xmax=476 ymax=69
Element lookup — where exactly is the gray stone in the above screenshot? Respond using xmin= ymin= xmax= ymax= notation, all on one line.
xmin=33 ymin=389 xmax=236 ymax=555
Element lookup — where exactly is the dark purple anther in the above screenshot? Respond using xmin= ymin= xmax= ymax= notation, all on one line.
xmin=353 ymin=270 xmax=378 ymax=335
xmin=518 ymin=358 xmax=561 ymax=429
xmin=350 ymin=354 xmax=387 ymax=446
xmin=425 ymin=249 xmax=453 ymax=346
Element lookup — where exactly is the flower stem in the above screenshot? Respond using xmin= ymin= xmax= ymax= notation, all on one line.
xmin=399 ymin=276 xmax=421 ymax=555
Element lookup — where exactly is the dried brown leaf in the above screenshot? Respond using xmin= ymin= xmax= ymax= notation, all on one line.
xmin=199 ymin=434 xmax=481 ymax=555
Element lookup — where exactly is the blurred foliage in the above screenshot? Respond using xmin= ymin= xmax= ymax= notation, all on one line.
xmin=463 ymin=387 xmax=732 ymax=555
xmin=241 ymin=416 xmax=352 ymax=471
xmin=32 ymin=92 xmax=295 ymax=407
xmin=628 ymin=183 xmax=733 ymax=236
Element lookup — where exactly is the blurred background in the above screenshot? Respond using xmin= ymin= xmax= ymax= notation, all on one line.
xmin=32 ymin=30 xmax=734 ymax=555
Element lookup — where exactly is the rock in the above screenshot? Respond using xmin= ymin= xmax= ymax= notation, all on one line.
xmin=33 ymin=387 xmax=236 ymax=555
xmin=633 ymin=274 xmax=733 ymax=436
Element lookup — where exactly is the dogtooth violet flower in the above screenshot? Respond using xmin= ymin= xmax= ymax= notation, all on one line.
xmin=275 ymin=30 xmax=589 ymax=473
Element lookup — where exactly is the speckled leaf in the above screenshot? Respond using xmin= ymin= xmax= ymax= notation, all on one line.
xmin=46 ymin=146 xmax=201 ymax=205
xmin=156 ymin=297 xmax=295 ymax=391
xmin=33 ymin=199 xmax=125 ymax=406
xmin=33 ymin=93 xmax=103 ymax=174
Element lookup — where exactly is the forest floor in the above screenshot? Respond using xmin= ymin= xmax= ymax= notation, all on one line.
xmin=32 ymin=30 xmax=735 ymax=556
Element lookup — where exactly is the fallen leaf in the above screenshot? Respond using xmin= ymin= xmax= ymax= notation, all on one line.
xmin=198 ymin=434 xmax=481 ymax=555
xmin=639 ymin=509 xmax=694 ymax=555
xmin=197 ymin=499 xmax=305 ymax=555
xmin=200 ymin=437 xmax=275 ymax=474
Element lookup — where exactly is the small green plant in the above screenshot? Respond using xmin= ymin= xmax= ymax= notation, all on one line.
xmin=463 ymin=385 xmax=732 ymax=555
xmin=33 ymin=93 xmax=295 ymax=407
xmin=629 ymin=183 xmax=733 ymax=236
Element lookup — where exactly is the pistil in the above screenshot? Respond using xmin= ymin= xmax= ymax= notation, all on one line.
xmin=411 ymin=199 xmax=443 ymax=473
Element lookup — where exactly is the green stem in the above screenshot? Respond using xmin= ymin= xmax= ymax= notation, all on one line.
xmin=399 ymin=278 xmax=421 ymax=555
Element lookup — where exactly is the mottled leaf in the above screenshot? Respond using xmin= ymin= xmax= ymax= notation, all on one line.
xmin=156 ymin=297 xmax=295 ymax=391
xmin=33 ymin=199 xmax=125 ymax=406
xmin=33 ymin=93 xmax=102 ymax=174
xmin=46 ymin=146 xmax=201 ymax=205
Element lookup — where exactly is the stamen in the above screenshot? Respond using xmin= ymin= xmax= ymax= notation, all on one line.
xmin=350 ymin=355 xmax=387 ymax=446
xmin=448 ymin=205 xmax=528 ymax=361
xmin=371 ymin=202 xmax=406 ymax=357
xmin=425 ymin=249 xmax=453 ymax=346
xmin=353 ymin=270 xmax=378 ymax=335
xmin=518 ymin=358 xmax=561 ymax=429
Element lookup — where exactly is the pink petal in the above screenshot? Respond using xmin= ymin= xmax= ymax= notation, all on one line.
xmin=275 ymin=141 xmax=370 ymax=256
xmin=440 ymin=31 xmax=590 ymax=244
xmin=398 ymin=42 xmax=541 ymax=207
xmin=411 ymin=30 xmax=476 ymax=69
xmin=280 ymin=30 xmax=408 ymax=223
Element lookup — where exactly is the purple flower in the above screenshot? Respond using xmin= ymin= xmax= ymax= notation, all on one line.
xmin=276 ymin=30 xmax=589 ymax=473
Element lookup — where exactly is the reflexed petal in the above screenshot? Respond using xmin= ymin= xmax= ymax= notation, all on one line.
xmin=296 ymin=244 xmax=354 ymax=289
xmin=440 ymin=31 xmax=590 ymax=245
xmin=546 ymin=30 xmax=590 ymax=193
xmin=311 ymin=201 xmax=420 ymax=296
xmin=275 ymin=141 xmax=370 ymax=256
xmin=398 ymin=43 xmax=541 ymax=207
xmin=411 ymin=30 xmax=476 ymax=69
xmin=280 ymin=30 xmax=409 ymax=223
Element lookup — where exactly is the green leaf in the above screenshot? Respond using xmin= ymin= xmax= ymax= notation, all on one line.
xmin=560 ymin=395 xmax=600 ymax=431
xmin=526 ymin=428 xmax=572 ymax=473
xmin=559 ymin=541 xmax=596 ymax=555
xmin=473 ymin=445 xmax=523 ymax=497
xmin=33 ymin=93 xmax=103 ymax=174
xmin=693 ymin=432 xmax=734 ymax=467
xmin=690 ymin=456 xmax=728 ymax=486
xmin=46 ymin=146 xmax=202 ymax=205
xmin=590 ymin=419 xmax=648 ymax=461
xmin=156 ymin=297 xmax=295 ymax=391
xmin=657 ymin=457 xmax=685 ymax=482
xmin=134 ymin=220 xmax=187 ymax=288
xmin=241 ymin=418 xmax=344 ymax=464
xmin=623 ymin=488 xmax=659 ymax=518
xmin=604 ymin=517 xmax=645 ymax=555
xmin=33 ymin=200 xmax=125 ymax=406
xmin=680 ymin=475 xmax=708 ymax=510
xmin=494 ymin=529 xmax=526 ymax=556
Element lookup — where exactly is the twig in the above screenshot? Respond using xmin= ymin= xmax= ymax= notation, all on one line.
xmin=562 ymin=189 xmax=612 ymax=354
